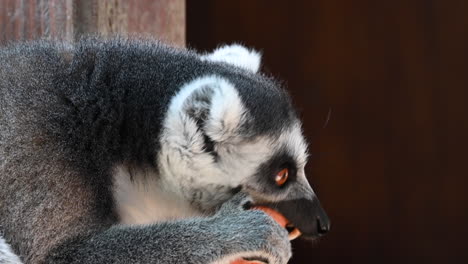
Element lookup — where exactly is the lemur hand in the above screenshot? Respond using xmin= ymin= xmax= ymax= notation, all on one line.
xmin=208 ymin=192 xmax=292 ymax=264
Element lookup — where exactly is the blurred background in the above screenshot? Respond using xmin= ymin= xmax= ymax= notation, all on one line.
xmin=187 ymin=1 xmax=468 ymax=263
xmin=2 ymin=1 xmax=468 ymax=263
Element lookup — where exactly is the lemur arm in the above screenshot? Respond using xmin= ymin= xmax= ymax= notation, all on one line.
xmin=46 ymin=194 xmax=291 ymax=264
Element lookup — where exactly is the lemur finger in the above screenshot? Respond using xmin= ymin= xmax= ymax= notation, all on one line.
xmin=218 ymin=191 xmax=253 ymax=214
xmin=231 ymin=258 xmax=267 ymax=264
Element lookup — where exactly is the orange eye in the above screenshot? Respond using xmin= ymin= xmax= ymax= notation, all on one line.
xmin=275 ymin=168 xmax=289 ymax=186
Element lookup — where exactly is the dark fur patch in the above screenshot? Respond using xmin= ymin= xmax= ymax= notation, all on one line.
xmin=254 ymin=150 xmax=298 ymax=193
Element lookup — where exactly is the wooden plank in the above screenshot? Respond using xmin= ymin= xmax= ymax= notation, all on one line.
xmin=0 ymin=0 xmax=185 ymax=46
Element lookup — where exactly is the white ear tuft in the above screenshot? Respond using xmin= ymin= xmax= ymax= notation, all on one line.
xmin=202 ymin=44 xmax=262 ymax=73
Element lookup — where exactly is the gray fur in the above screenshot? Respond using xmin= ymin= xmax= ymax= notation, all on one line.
xmin=0 ymin=37 xmax=327 ymax=264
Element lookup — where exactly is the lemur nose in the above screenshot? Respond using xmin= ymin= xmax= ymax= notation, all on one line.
xmin=257 ymin=196 xmax=330 ymax=239
xmin=315 ymin=202 xmax=330 ymax=236
xmin=316 ymin=215 xmax=330 ymax=235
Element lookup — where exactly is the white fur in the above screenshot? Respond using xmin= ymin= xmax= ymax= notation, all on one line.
xmin=112 ymin=165 xmax=201 ymax=224
xmin=202 ymin=44 xmax=262 ymax=73
xmin=0 ymin=237 xmax=22 ymax=264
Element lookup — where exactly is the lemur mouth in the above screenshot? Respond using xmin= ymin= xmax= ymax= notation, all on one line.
xmin=252 ymin=206 xmax=302 ymax=240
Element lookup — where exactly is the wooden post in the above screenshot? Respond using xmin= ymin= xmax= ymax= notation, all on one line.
xmin=0 ymin=0 xmax=185 ymax=46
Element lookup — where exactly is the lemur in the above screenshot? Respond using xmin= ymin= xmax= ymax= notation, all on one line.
xmin=0 ymin=38 xmax=330 ymax=264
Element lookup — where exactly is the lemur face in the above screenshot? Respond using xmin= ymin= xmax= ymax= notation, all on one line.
xmin=155 ymin=45 xmax=330 ymax=240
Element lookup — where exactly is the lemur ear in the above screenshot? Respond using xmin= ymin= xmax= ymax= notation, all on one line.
xmin=202 ymin=44 xmax=262 ymax=73
xmin=165 ymin=76 xmax=246 ymax=144
xmin=203 ymin=77 xmax=246 ymax=143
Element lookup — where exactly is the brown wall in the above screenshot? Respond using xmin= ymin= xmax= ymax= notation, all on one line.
xmin=187 ymin=1 xmax=468 ymax=264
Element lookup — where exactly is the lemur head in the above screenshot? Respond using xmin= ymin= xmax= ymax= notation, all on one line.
xmin=156 ymin=44 xmax=330 ymax=240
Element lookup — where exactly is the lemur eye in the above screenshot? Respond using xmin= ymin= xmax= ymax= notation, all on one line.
xmin=275 ymin=168 xmax=289 ymax=186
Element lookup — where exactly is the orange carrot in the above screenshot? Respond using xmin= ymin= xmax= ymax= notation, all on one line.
xmin=252 ymin=206 xmax=288 ymax=228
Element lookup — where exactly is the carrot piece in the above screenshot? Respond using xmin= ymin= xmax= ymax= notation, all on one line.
xmin=252 ymin=206 xmax=288 ymax=228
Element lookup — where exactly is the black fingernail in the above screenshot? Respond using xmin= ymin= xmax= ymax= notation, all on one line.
xmin=230 ymin=186 xmax=242 ymax=194
xmin=243 ymin=201 xmax=253 ymax=210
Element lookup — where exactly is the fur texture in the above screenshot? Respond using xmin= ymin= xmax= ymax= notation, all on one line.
xmin=0 ymin=38 xmax=328 ymax=264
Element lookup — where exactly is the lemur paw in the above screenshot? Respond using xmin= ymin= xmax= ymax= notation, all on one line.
xmin=230 ymin=259 xmax=266 ymax=264
xmin=210 ymin=192 xmax=292 ymax=264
